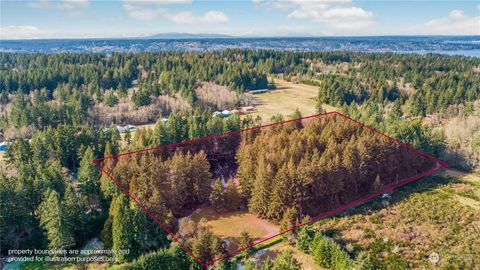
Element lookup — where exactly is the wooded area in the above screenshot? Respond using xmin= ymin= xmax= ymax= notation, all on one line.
xmin=0 ymin=50 xmax=478 ymax=269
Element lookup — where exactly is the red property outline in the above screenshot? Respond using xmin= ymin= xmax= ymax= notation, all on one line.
xmin=93 ymin=111 xmax=448 ymax=267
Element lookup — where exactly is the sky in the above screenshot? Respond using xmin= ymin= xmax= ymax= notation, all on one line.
xmin=1 ymin=0 xmax=479 ymax=39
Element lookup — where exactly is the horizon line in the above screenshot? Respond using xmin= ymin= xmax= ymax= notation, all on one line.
xmin=2 ymin=34 xmax=480 ymax=42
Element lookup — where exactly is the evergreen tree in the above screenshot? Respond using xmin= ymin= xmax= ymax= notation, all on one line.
xmin=191 ymin=227 xmax=214 ymax=263
xmin=77 ymin=147 xmax=100 ymax=198
xmin=112 ymin=195 xmax=134 ymax=262
xmin=63 ymin=184 xmax=88 ymax=247
xmin=224 ymin=180 xmax=242 ymax=211
xmin=249 ymin=158 xmax=273 ymax=217
xmin=210 ymin=179 xmax=226 ymax=211
xmin=124 ymin=128 xmax=132 ymax=145
xmin=238 ymin=230 xmax=254 ymax=256
xmin=37 ymin=189 xmax=75 ymax=249
xmin=100 ymin=142 xmax=119 ymax=199
xmin=296 ymin=225 xmax=315 ymax=253
xmin=273 ymin=249 xmax=302 ymax=270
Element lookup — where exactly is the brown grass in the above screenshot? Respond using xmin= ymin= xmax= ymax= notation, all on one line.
xmin=190 ymin=206 xmax=279 ymax=243
xmin=244 ymin=79 xmax=336 ymax=123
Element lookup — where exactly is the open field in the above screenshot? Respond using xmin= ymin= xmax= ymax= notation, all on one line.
xmin=245 ymin=79 xmax=336 ymax=123
xmin=190 ymin=207 xmax=279 ymax=245
xmin=119 ymin=79 xmax=336 ymax=136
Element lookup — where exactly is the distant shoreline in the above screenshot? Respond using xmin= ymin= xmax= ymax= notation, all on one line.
xmin=1 ymin=36 xmax=479 ymax=56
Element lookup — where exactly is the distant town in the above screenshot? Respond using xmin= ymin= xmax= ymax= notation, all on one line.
xmin=1 ymin=35 xmax=479 ymax=55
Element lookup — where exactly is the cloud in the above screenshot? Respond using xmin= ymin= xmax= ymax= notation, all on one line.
xmin=256 ymin=0 xmax=374 ymax=30
xmin=125 ymin=0 xmax=191 ymax=3
xmin=0 ymin=25 xmax=52 ymax=40
xmin=167 ymin=10 xmax=228 ymax=24
xmin=123 ymin=3 xmax=167 ymax=20
xmin=123 ymin=0 xmax=229 ymax=24
xmin=27 ymin=0 xmax=90 ymax=10
xmin=410 ymin=9 xmax=480 ymax=35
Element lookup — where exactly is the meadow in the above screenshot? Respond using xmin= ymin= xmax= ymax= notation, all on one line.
xmin=245 ymin=79 xmax=336 ymax=122
xmin=189 ymin=207 xmax=280 ymax=252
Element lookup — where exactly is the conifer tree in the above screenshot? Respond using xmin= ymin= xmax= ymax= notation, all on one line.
xmin=112 ymin=195 xmax=134 ymax=262
xmin=63 ymin=184 xmax=88 ymax=246
xmin=152 ymin=118 xmax=169 ymax=146
xmin=124 ymin=128 xmax=131 ymax=145
xmin=191 ymin=227 xmax=214 ymax=263
xmin=249 ymin=158 xmax=273 ymax=217
xmin=288 ymin=108 xmax=303 ymax=129
xmin=100 ymin=142 xmax=119 ymax=199
xmin=210 ymin=179 xmax=225 ymax=211
xmin=273 ymin=249 xmax=302 ymax=270
xmin=78 ymin=146 xmax=100 ymax=197
xmin=37 ymin=189 xmax=75 ymax=249
xmin=224 ymin=180 xmax=242 ymax=211
xmin=238 ymin=230 xmax=254 ymax=256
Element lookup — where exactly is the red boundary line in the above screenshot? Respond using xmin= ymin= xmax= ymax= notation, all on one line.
xmin=93 ymin=111 xmax=448 ymax=267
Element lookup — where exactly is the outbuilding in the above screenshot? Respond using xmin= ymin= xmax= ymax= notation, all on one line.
xmin=0 ymin=142 xmax=11 ymax=151
xmin=242 ymin=106 xmax=255 ymax=112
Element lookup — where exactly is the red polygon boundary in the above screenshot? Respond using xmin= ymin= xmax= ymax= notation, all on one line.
xmin=93 ymin=111 xmax=448 ymax=268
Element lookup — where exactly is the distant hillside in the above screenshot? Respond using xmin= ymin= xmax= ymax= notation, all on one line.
xmin=140 ymin=32 xmax=233 ymax=39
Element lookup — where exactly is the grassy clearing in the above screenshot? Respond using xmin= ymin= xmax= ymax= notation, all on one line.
xmin=190 ymin=207 xmax=280 ymax=244
xmin=445 ymin=169 xmax=480 ymax=184
xmin=245 ymin=79 xmax=336 ymax=123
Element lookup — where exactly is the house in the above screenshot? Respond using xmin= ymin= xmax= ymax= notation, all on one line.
xmin=213 ymin=111 xmax=223 ymax=117
xmin=248 ymin=89 xmax=269 ymax=94
xmin=116 ymin=125 xmax=126 ymax=133
xmin=242 ymin=106 xmax=255 ymax=112
xmin=125 ymin=125 xmax=137 ymax=132
xmin=0 ymin=142 xmax=11 ymax=151
xmin=213 ymin=110 xmax=233 ymax=118
xmin=222 ymin=110 xmax=232 ymax=117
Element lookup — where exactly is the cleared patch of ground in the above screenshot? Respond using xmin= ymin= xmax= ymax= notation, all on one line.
xmin=445 ymin=169 xmax=480 ymax=184
xmin=245 ymin=79 xmax=336 ymax=123
xmin=190 ymin=207 xmax=280 ymax=244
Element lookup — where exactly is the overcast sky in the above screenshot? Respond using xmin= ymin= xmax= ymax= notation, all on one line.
xmin=1 ymin=0 xmax=479 ymax=39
